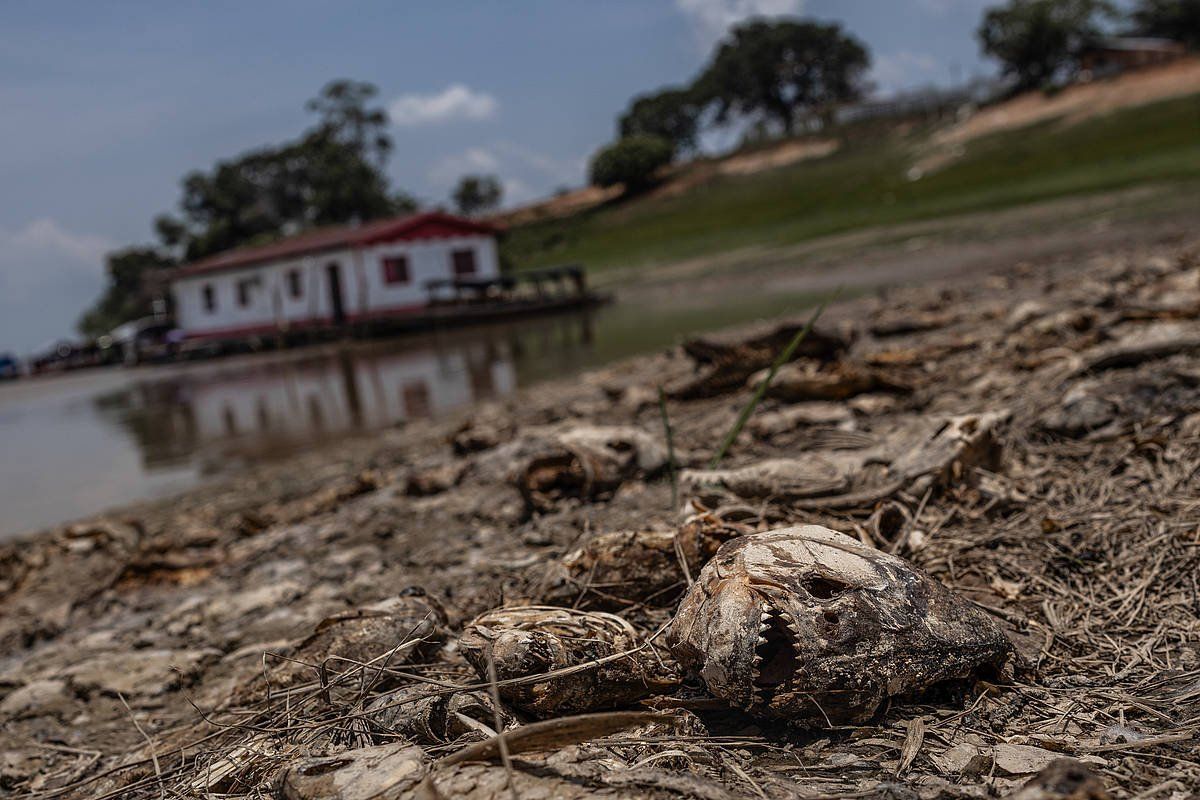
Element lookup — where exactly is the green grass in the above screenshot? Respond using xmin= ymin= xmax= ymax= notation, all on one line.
xmin=503 ymin=94 xmax=1200 ymax=274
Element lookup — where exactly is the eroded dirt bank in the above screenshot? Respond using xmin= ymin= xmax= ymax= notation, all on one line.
xmin=2 ymin=238 xmax=1200 ymax=799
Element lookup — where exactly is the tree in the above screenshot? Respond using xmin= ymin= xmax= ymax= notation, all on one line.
xmin=452 ymin=175 xmax=504 ymax=216
xmin=588 ymin=135 xmax=674 ymax=192
xmin=693 ymin=19 xmax=870 ymax=135
xmin=155 ymin=80 xmax=408 ymax=262
xmin=1131 ymin=0 xmax=1200 ymax=48
xmin=77 ymin=247 xmax=176 ymax=337
xmin=978 ymin=0 xmax=1115 ymax=92
xmin=618 ymin=86 xmax=702 ymax=153
xmin=306 ymin=79 xmax=393 ymax=167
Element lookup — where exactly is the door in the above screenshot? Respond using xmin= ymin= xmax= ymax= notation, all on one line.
xmin=326 ymin=262 xmax=346 ymax=325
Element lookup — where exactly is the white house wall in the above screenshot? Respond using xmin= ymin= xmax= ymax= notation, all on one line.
xmin=171 ymin=234 xmax=499 ymax=338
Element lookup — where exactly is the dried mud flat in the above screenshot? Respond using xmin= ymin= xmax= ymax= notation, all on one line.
xmin=3 ymin=240 xmax=1200 ymax=799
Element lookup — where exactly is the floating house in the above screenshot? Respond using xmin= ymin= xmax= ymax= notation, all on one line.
xmin=169 ymin=212 xmax=500 ymax=342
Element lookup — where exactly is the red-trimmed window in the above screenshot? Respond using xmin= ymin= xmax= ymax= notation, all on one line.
xmin=382 ymin=255 xmax=410 ymax=285
xmin=202 ymin=284 xmax=216 ymax=313
xmin=451 ymin=248 xmax=477 ymax=277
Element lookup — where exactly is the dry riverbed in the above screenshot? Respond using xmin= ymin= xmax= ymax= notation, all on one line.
xmin=2 ymin=237 xmax=1200 ymax=799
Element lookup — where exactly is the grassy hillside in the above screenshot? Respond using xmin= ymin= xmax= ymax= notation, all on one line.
xmin=503 ymin=93 xmax=1200 ymax=274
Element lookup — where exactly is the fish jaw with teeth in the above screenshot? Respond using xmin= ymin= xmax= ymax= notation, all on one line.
xmin=666 ymin=526 xmax=1012 ymax=726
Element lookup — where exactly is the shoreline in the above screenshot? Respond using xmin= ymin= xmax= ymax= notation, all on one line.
xmin=3 ymin=220 xmax=1200 ymax=797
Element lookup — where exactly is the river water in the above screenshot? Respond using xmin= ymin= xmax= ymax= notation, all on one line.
xmin=0 ymin=288 xmax=824 ymax=539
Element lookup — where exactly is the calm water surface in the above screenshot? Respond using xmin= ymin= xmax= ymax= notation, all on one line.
xmin=0 ymin=289 xmax=822 ymax=539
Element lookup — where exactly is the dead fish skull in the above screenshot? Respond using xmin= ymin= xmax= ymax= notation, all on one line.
xmin=667 ymin=526 xmax=1010 ymax=726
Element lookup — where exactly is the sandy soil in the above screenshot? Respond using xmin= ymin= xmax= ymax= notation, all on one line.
xmin=3 ymin=219 xmax=1199 ymax=798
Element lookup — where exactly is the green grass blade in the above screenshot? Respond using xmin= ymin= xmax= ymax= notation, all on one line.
xmin=708 ymin=290 xmax=839 ymax=469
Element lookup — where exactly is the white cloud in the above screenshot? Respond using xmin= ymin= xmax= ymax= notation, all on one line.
xmin=872 ymin=50 xmax=942 ymax=94
xmin=0 ymin=218 xmax=112 ymax=353
xmin=427 ymin=143 xmax=586 ymax=210
xmin=427 ymin=147 xmax=502 ymax=189
xmin=388 ymin=84 xmax=498 ymax=127
xmin=675 ymin=0 xmax=804 ymax=47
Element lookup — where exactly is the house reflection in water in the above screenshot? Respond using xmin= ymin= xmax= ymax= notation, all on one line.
xmin=90 ymin=310 xmax=601 ymax=477
xmin=190 ymin=342 xmax=514 ymax=455
xmin=92 ymin=336 xmax=523 ymax=472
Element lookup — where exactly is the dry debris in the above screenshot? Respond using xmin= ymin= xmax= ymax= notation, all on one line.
xmin=3 ymin=241 xmax=1200 ymax=798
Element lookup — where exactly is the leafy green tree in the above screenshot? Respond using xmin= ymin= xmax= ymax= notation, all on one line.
xmin=1131 ymin=0 xmax=1200 ymax=48
xmin=154 ymin=80 xmax=407 ymax=262
xmin=452 ymin=175 xmax=504 ymax=215
xmin=618 ymin=87 xmax=703 ymax=153
xmin=588 ymin=135 xmax=674 ymax=192
xmin=77 ymin=247 xmax=176 ymax=337
xmin=306 ymin=79 xmax=393 ymax=167
xmin=978 ymin=0 xmax=1116 ymax=92
xmin=694 ymin=19 xmax=870 ymax=135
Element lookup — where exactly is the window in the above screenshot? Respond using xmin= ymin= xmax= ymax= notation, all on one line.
xmin=287 ymin=269 xmax=303 ymax=299
xmin=451 ymin=248 xmax=477 ymax=277
xmin=237 ymin=277 xmax=260 ymax=307
xmin=202 ymin=284 xmax=216 ymax=313
xmin=382 ymin=255 xmax=410 ymax=285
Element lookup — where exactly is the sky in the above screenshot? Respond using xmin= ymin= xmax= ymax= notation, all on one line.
xmin=0 ymin=0 xmax=996 ymax=355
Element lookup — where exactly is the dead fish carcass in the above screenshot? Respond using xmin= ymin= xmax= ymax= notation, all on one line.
xmin=666 ymin=526 xmax=1011 ymax=726
xmin=754 ymin=360 xmax=912 ymax=402
xmin=680 ymin=456 xmax=854 ymax=502
xmin=540 ymin=512 xmax=752 ymax=609
xmin=471 ymin=425 xmax=667 ymax=512
xmin=459 ymin=605 xmax=680 ymax=716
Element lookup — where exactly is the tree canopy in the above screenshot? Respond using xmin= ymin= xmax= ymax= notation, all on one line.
xmin=978 ymin=0 xmax=1115 ymax=92
xmin=1130 ymin=0 xmax=1200 ymax=48
xmin=618 ymin=86 xmax=703 ymax=153
xmin=693 ymin=19 xmax=870 ymax=134
xmin=588 ymin=135 xmax=674 ymax=191
xmin=156 ymin=80 xmax=409 ymax=264
xmin=453 ymin=175 xmax=504 ymax=216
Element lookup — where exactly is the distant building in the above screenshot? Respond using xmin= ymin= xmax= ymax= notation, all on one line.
xmin=1080 ymin=38 xmax=1187 ymax=78
xmin=169 ymin=212 xmax=500 ymax=342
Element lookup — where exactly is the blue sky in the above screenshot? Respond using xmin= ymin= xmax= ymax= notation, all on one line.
xmin=0 ymin=0 xmax=996 ymax=354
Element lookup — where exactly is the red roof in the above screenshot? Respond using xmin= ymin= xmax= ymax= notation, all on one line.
xmin=173 ymin=211 xmax=498 ymax=279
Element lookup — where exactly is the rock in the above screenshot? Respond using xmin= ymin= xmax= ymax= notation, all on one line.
xmin=275 ymin=743 xmax=428 ymax=799
xmin=666 ymin=526 xmax=1012 ymax=725
xmin=459 ymin=606 xmax=680 ymax=717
